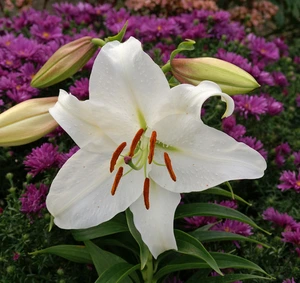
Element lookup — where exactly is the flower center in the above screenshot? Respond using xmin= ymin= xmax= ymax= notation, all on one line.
xmin=109 ymin=128 xmax=177 ymax=209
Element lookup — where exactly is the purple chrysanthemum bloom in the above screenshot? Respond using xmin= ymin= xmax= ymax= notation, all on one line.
xmin=211 ymin=21 xmax=245 ymax=41
xmin=10 ymin=36 xmax=39 ymax=59
xmin=184 ymin=215 xmax=217 ymax=229
xmin=181 ymin=23 xmax=207 ymax=39
xmin=282 ymin=229 xmax=300 ymax=246
xmin=233 ymin=95 xmax=268 ymax=120
xmin=211 ymin=219 xmax=253 ymax=237
xmin=217 ymin=200 xmax=238 ymax=209
xmin=222 ymin=116 xmax=246 ymax=140
xmin=215 ymin=49 xmax=251 ymax=72
xmin=105 ymin=8 xmax=130 ymax=34
xmin=282 ymin=279 xmax=296 ymax=283
xmin=0 ymin=33 xmax=15 ymax=49
xmin=274 ymin=142 xmax=291 ymax=167
xmin=20 ymin=183 xmax=48 ymax=216
xmin=0 ymin=50 xmax=21 ymax=70
xmin=53 ymin=2 xmax=77 ymax=20
xmin=263 ymin=95 xmax=283 ymax=116
xmin=58 ymin=146 xmax=80 ymax=168
xmin=246 ymin=33 xmax=280 ymax=64
xmin=250 ymin=66 xmax=275 ymax=86
xmin=273 ymin=38 xmax=289 ymax=57
xmin=12 ymin=252 xmax=20 ymax=261
xmin=262 ymin=207 xmax=296 ymax=229
xmin=24 ymin=143 xmax=60 ymax=177
xmin=293 ymin=151 xmax=300 ymax=167
xmin=272 ymin=71 xmax=289 ymax=87
xmin=20 ymin=62 xmax=40 ymax=81
xmin=238 ymin=136 xmax=267 ymax=160
xmin=69 ymin=78 xmax=89 ymax=100
xmin=278 ymin=170 xmax=300 ymax=193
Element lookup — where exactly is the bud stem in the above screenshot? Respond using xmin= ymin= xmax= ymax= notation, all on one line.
xmin=91 ymin=38 xmax=106 ymax=47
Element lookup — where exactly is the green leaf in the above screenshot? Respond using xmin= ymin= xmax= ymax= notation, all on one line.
xmin=175 ymin=203 xmax=271 ymax=235
xmin=84 ymin=240 xmax=129 ymax=278
xmin=211 ymin=252 xmax=270 ymax=276
xmin=125 ymin=209 xmax=150 ymax=270
xmin=72 ymin=214 xmax=128 ymax=241
xmin=29 ymin=245 xmax=92 ymax=264
xmin=170 ymin=40 xmax=195 ymax=61
xmin=174 ymin=230 xmax=222 ymax=276
xmin=106 ymin=21 xmax=128 ymax=43
xmin=190 ymin=230 xmax=270 ymax=248
xmin=199 ymin=273 xmax=272 ymax=282
xmin=201 ymin=186 xmax=252 ymax=206
xmin=95 ymin=262 xmax=140 ymax=283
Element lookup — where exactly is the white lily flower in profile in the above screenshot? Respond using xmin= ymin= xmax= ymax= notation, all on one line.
xmin=46 ymin=37 xmax=266 ymax=259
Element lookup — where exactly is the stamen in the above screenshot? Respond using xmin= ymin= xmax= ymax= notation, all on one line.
xmin=129 ymin=128 xmax=144 ymax=157
xmin=110 ymin=142 xmax=127 ymax=173
xmin=148 ymin=131 xmax=157 ymax=164
xmin=164 ymin=152 xmax=177 ymax=181
xmin=143 ymin=177 xmax=150 ymax=210
xmin=111 ymin=167 xmax=123 ymax=195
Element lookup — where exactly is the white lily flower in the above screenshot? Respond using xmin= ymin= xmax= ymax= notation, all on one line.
xmin=46 ymin=37 xmax=266 ymax=259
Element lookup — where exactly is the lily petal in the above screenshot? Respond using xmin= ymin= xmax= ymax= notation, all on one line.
xmin=46 ymin=144 xmax=144 ymax=229
xmin=149 ymin=114 xmax=266 ymax=193
xmin=49 ymin=90 xmax=112 ymax=149
xmin=166 ymin=81 xmax=235 ymax=120
xmin=130 ymin=180 xmax=180 ymax=258
xmin=88 ymin=37 xmax=170 ymax=144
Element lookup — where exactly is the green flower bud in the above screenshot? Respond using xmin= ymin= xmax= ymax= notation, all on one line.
xmin=171 ymin=57 xmax=260 ymax=95
xmin=31 ymin=37 xmax=98 ymax=88
xmin=0 ymin=97 xmax=58 ymax=146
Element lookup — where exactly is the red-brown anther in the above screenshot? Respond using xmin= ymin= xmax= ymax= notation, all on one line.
xmin=148 ymin=131 xmax=157 ymax=164
xmin=129 ymin=128 xmax=144 ymax=157
xmin=111 ymin=167 xmax=124 ymax=195
xmin=164 ymin=152 xmax=177 ymax=182
xmin=110 ymin=142 xmax=127 ymax=173
xmin=143 ymin=177 xmax=150 ymax=210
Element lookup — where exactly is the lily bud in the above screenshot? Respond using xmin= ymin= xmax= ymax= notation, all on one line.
xmin=171 ymin=57 xmax=260 ymax=95
xmin=31 ymin=37 xmax=98 ymax=88
xmin=0 ymin=97 xmax=58 ymax=146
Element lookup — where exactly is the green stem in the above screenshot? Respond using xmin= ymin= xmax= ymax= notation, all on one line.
xmin=161 ymin=61 xmax=171 ymax=74
xmin=91 ymin=38 xmax=106 ymax=47
xmin=141 ymin=252 xmax=154 ymax=283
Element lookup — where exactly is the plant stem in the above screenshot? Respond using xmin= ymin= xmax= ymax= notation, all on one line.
xmin=141 ymin=252 xmax=154 ymax=283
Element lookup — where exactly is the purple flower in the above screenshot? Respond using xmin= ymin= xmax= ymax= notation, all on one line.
xmin=282 ymin=279 xmax=296 ymax=283
xmin=211 ymin=219 xmax=253 ymax=237
xmin=250 ymin=66 xmax=275 ymax=86
xmin=293 ymin=151 xmax=300 ymax=167
xmin=275 ymin=143 xmax=291 ymax=167
xmin=215 ymin=49 xmax=251 ymax=72
xmin=233 ymin=94 xmax=268 ymax=120
xmin=238 ymin=136 xmax=268 ymax=160
xmin=24 ymin=143 xmax=60 ymax=176
xmin=20 ymin=183 xmax=48 ymax=216
xmin=272 ymin=71 xmax=289 ymax=87
xmin=217 ymin=200 xmax=238 ymax=209
xmin=272 ymin=38 xmax=289 ymax=57
xmin=222 ymin=116 xmax=246 ymax=140
xmin=282 ymin=229 xmax=300 ymax=246
xmin=184 ymin=215 xmax=217 ymax=229
xmin=262 ymin=207 xmax=296 ymax=229
xmin=69 ymin=78 xmax=89 ymax=100
xmin=58 ymin=146 xmax=80 ymax=168
xmin=12 ymin=252 xmax=20 ymax=261
xmin=264 ymin=95 xmax=283 ymax=116
xmin=278 ymin=171 xmax=300 ymax=193
xmin=10 ymin=36 xmax=39 ymax=59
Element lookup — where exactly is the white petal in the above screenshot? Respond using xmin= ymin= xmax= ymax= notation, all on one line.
xmin=88 ymin=37 xmax=170 ymax=144
xmin=167 ymin=81 xmax=235 ymax=119
xmin=130 ymin=180 xmax=180 ymax=258
xmin=46 ymin=146 xmax=144 ymax=229
xmin=149 ymin=114 xmax=266 ymax=193
xmin=49 ymin=90 xmax=113 ymax=149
